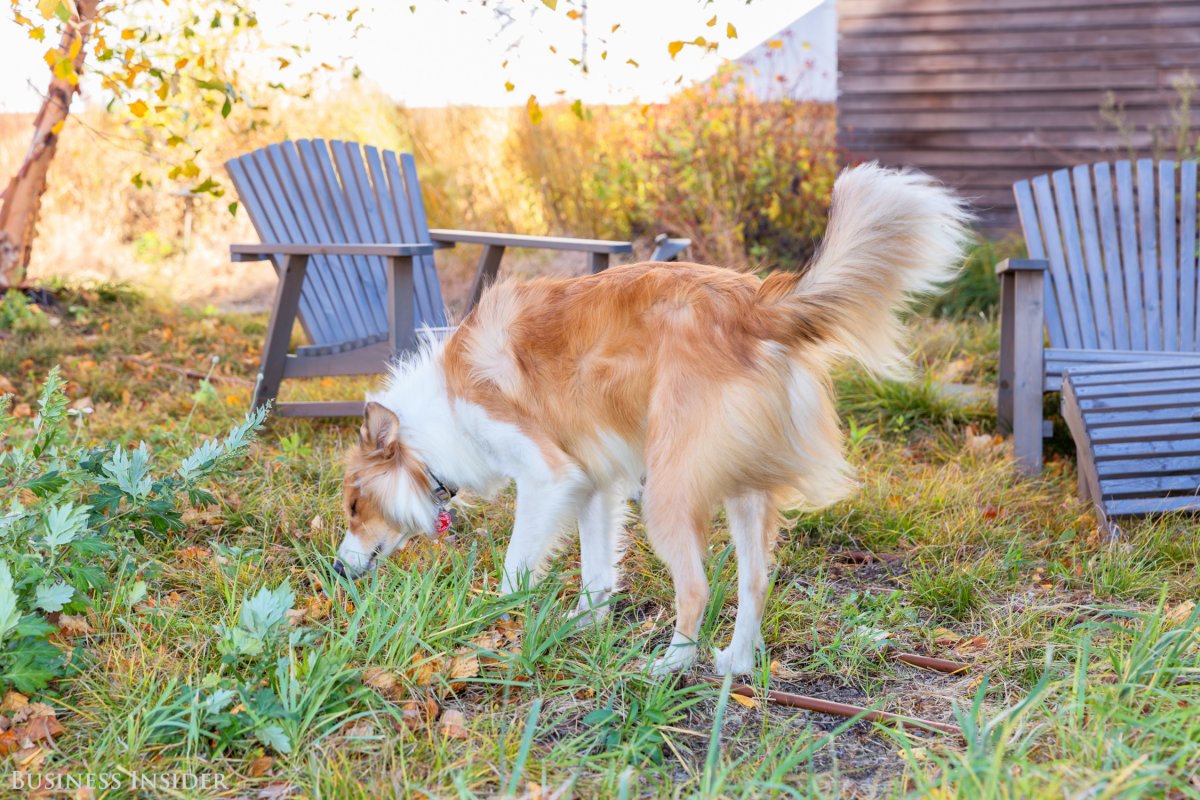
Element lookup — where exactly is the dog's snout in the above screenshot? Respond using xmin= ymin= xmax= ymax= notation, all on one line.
xmin=332 ymin=559 xmax=347 ymax=577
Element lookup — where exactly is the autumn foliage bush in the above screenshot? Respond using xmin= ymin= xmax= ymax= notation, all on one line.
xmin=2 ymin=71 xmax=839 ymax=299
xmin=507 ymin=67 xmax=839 ymax=269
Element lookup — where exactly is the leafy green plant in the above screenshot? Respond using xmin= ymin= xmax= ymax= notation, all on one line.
xmin=0 ymin=289 xmax=50 ymax=334
xmin=0 ymin=367 xmax=266 ymax=693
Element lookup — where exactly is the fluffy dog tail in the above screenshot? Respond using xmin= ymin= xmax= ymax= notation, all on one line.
xmin=756 ymin=162 xmax=972 ymax=376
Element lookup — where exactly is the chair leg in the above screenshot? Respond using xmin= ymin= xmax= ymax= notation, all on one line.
xmin=386 ymin=255 xmax=416 ymax=356
xmin=252 ymin=254 xmax=308 ymax=413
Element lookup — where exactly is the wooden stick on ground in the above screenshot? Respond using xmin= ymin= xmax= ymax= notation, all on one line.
xmin=120 ymin=356 xmax=254 ymax=387
xmin=714 ymin=681 xmax=963 ymax=737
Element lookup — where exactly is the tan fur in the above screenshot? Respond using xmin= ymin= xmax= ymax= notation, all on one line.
xmin=340 ymin=163 xmax=971 ymax=672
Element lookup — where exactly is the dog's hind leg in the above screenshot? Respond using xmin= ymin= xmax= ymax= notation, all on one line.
xmin=714 ymin=491 xmax=775 ymax=675
xmin=642 ymin=477 xmax=710 ymax=675
xmin=571 ymin=486 xmax=628 ymax=629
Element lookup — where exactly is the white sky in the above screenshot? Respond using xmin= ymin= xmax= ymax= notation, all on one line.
xmin=0 ymin=0 xmax=816 ymax=112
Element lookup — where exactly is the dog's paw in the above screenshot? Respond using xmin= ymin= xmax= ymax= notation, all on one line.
xmin=568 ymin=590 xmax=612 ymax=632
xmin=713 ymin=645 xmax=757 ymax=676
xmin=648 ymin=643 xmax=697 ymax=676
xmin=568 ymin=605 xmax=608 ymax=632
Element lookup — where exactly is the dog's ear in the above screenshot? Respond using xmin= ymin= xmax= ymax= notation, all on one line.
xmin=362 ymin=401 xmax=401 ymax=455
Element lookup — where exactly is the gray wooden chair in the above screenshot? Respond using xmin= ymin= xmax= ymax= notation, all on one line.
xmin=998 ymin=159 xmax=1200 ymax=522
xmin=226 ymin=139 xmax=634 ymax=417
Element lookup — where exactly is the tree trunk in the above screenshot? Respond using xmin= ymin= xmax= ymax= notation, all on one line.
xmin=0 ymin=0 xmax=100 ymax=290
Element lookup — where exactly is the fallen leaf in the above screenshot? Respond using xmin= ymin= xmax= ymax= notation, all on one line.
xmin=341 ymin=718 xmax=375 ymax=738
xmin=57 ymin=613 xmax=93 ymax=635
xmin=769 ymin=659 xmax=804 ymax=680
xmin=1167 ymin=600 xmax=1196 ymax=626
xmin=248 ymin=756 xmax=274 ymax=777
xmin=1 ymin=691 xmax=29 ymax=714
xmin=446 ymin=650 xmax=479 ymax=692
xmin=933 ymin=627 xmax=962 ymax=647
xmin=439 ymin=708 xmax=469 ymax=739
xmin=730 ymin=692 xmax=757 ymax=708
xmin=362 ymin=668 xmax=401 ymax=700
xmin=0 ymin=375 xmax=15 ymax=393
xmin=396 ymin=696 xmax=440 ymax=731
xmin=13 ymin=745 xmax=46 ymax=771
xmin=256 ymin=783 xmax=297 ymax=800
xmin=0 ymin=730 xmax=19 ymax=755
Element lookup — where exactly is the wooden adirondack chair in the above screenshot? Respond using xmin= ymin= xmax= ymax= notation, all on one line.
xmin=998 ymin=158 xmax=1200 ymax=522
xmin=225 ymin=139 xmax=635 ymax=417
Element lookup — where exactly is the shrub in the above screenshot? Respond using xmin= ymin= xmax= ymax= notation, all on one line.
xmin=0 ymin=367 xmax=266 ymax=693
xmin=506 ymin=68 xmax=840 ymax=270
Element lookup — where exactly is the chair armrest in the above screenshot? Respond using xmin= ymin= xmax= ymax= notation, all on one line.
xmin=995 ymin=257 xmax=1048 ymax=275
xmin=230 ymin=242 xmax=435 ymax=262
xmin=428 ymin=229 xmax=632 ymax=254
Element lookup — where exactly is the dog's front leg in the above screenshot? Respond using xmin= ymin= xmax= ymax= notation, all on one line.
xmin=499 ymin=467 xmax=590 ymax=596
xmin=571 ymin=487 xmax=627 ymax=629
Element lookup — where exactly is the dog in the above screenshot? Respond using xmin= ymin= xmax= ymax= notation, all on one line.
xmin=334 ymin=163 xmax=970 ymax=675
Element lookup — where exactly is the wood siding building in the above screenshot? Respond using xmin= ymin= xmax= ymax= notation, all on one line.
xmin=837 ymin=0 xmax=1200 ymax=230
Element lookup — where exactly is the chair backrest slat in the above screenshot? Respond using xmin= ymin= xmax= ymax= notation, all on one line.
xmin=1014 ymin=159 xmax=1200 ymax=357
xmin=376 ymin=150 xmax=436 ymax=326
xmin=1014 ymin=178 xmax=1067 ymax=346
xmin=330 ymin=140 xmax=392 ymax=325
xmin=1051 ymin=169 xmax=1102 ymax=349
xmin=1159 ymin=161 xmax=1179 ymax=350
xmin=229 ymin=151 xmax=336 ymax=344
xmin=1137 ymin=159 xmax=1162 ymax=350
xmin=228 ymin=140 xmax=449 ymax=347
xmin=399 ymin=153 xmax=448 ymax=325
xmin=270 ymin=142 xmax=376 ymax=340
xmin=1089 ymin=163 xmax=1131 ymax=349
xmin=1114 ymin=161 xmax=1147 ymax=350
xmin=1032 ymin=174 xmax=1084 ymax=349
xmin=296 ymin=139 xmax=389 ymax=336
xmin=1181 ymin=161 xmax=1198 ymax=350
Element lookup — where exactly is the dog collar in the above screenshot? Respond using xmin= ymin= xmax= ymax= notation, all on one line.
xmin=429 ymin=471 xmax=457 ymax=535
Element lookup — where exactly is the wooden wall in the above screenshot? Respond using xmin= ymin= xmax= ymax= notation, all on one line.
xmin=837 ymin=0 xmax=1200 ymax=230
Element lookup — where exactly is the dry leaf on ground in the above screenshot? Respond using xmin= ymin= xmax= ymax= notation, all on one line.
xmin=439 ymin=709 xmax=469 ymax=739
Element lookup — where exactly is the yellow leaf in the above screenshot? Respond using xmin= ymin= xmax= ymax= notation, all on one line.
xmin=600 ymin=50 xmax=607 ymax=60
xmin=610 ymin=23 xmax=620 ymax=32
xmin=767 ymin=39 xmax=783 ymax=49
xmin=667 ymin=40 xmax=684 ymax=59
xmin=504 ymin=81 xmax=514 ymax=92
xmin=730 ymin=692 xmax=757 ymax=708
xmin=526 ymin=95 xmax=543 ymax=125
xmin=726 ymin=23 xmax=737 ymax=39
xmin=566 ymin=9 xmax=581 ymax=19
xmin=128 ymin=99 xmax=148 ymax=118
xmin=13 ymin=10 xmax=31 ymax=26
xmin=174 ymin=56 xmax=188 ymax=69
xmin=52 ymin=57 xmax=77 ymax=85
xmin=706 ymin=15 xmax=717 ymax=27
xmin=155 ymin=81 xmax=168 ymax=100
xmin=36 ymin=0 xmax=57 ymax=20
xmin=50 ymin=120 xmax=64 ymax=135
xmin=540 ymin=0 xmax=556 ymax=8
xmin=42 ymin=47 xmax=57 ymax=67
xmin=28 ymin=26 xmax=44 ymax=41
xmin=120 ymin=27 xmax=137 ymax=40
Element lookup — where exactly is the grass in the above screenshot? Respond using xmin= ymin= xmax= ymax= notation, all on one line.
xmin=3 ymin=282 xmax=1200 ymax=798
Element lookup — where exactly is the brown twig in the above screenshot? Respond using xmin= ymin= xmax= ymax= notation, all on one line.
xmin=715 ymin=681 xmax=962 ymax=737
xmin=894 ymin=652 xmax=971 ymax=675
xmin=120 ymin=356 xmax=254 ymax=387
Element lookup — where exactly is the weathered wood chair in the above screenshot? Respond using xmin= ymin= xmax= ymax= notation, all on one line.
xmin=998 ymin=158 xmax=1200 ymax=523
xmin=226 ymin=139 xmax=634 ymax=417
